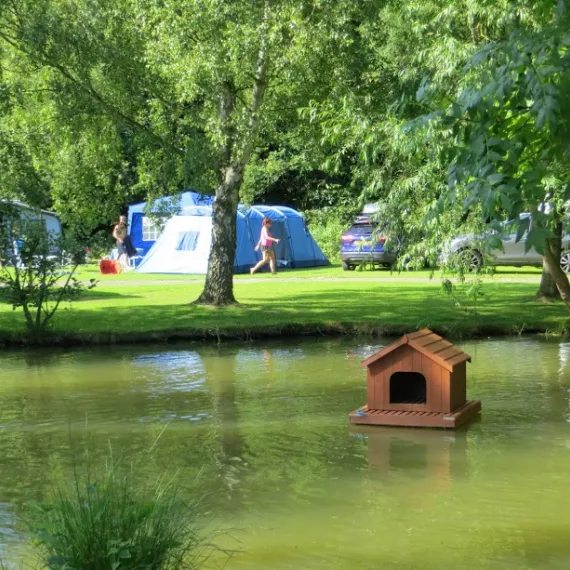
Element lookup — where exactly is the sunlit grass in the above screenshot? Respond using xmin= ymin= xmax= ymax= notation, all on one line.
xmin=73 ymin=263 xmax=544 ymax=284
xmin=0 ymin=271 xmax=566 ymax=340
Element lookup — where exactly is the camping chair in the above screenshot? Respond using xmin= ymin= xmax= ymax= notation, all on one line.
xmin=128 ymin=249 xmax=144 ymax=269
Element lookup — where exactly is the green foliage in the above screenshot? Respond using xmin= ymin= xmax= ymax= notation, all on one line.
xmin=404 ymin=2 xmax=570 ymax=261
xmin=0 ymin=205 xmax=96 ymax=334
xmin=2 ymin=0 xmax=568 ymax=304
xmin=298 ymin=0 xmax=570 ymax=317
xmin=83 ymin=230 xmax=115 ymax=262
xmin=0 ymin=0 xmax=376 ymax=213
xmin=0 ymin=0 xmax=385 ymax=303
xmin=304 ymin=206 xmax=359 ymax=263
xmin=29 ymin=462 xmax=218 ymax=570
xmin=440 ymin=274 xmax=486 ymax=323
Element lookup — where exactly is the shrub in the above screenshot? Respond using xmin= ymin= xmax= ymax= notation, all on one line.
xmin=0 ymin=205 xmax=96 ymax=334
xmin=304 ymin=206 xmax=359 ymax=264
xmin=29 ymin=463 xmax=221 ymax=570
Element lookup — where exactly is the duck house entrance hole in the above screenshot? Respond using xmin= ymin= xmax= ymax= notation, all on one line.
xmin=390 ymin=372 xmax=427 ymax=405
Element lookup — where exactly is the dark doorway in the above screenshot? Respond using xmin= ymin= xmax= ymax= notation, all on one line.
xmin=268 ymin=221 xmax=292 ymax=268
xmin=390 ymin=372 xmax=427 ymax=404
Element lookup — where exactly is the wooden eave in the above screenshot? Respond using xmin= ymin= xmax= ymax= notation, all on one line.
xmin=361 ymin=328 xmax=471 ymax=373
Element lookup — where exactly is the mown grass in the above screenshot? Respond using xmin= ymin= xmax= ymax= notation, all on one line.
xmin=0 ymin=271 xmax=566 ymax=344
xmin=73 ymin=263 xmax=544 ymax=284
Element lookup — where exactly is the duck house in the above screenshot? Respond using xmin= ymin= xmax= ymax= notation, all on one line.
xmin=350 ymin=329 xmax=481 ymax=429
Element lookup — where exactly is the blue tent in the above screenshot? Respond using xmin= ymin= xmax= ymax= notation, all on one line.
xmin=128 ymin=191 xmax=214 ymax=256
xmin=135 ymin=203 xmax=330 ymax=274
xmin=241 ymin=205 xmax=329 ymax=271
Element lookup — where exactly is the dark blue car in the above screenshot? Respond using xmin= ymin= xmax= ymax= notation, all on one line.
xmin=340 ymin=215 xmax=397 ymax=270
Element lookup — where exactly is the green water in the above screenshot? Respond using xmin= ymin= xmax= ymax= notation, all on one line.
xmin=1 ymin=337 xmax=570 ymax=569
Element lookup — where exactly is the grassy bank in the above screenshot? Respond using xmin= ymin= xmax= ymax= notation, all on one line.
xmin=0 ymin=268 xmax=567 ymax=346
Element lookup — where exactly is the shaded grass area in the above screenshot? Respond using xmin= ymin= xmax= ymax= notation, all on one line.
xmin=0 ymin=277 xmax=566 ymax=346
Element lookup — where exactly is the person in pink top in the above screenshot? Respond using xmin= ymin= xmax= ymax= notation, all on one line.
xmin=250 ymin=217 xmax=280 ymax=275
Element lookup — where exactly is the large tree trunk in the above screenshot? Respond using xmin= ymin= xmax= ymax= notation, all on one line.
xmin=537 ymin=259 xmax=561 ymax=300
xmin=537 ymin=221 xmax=562 ymax=299
xmin=194 ymin=165 xmax=242 ymax=305
xmin=194 ymin=20 xmax=269 ymax=306
xmin=536 ymin=258 xmax=560 ymax=301
xmin=542 ymin=222 xmax=570 ymax=309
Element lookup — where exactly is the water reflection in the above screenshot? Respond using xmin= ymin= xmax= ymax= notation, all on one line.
xmin=0 ymin=503 xmax=18 ymax=559
xmin=203 ymin=352 xmax=248 ymax=504
xmin=354 ymin=426 xmax=469 ymax=502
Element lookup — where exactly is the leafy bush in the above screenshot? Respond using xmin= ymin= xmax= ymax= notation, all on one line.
xmin=304 ymin=206 xmax=360 ymax=263
xmin=84 ymin=229 xmax=115 ymax=262
xmin=0 ymin=205 xmax=96 ymax=334
xmin=29 ymin=463 xmax=223 ymax=570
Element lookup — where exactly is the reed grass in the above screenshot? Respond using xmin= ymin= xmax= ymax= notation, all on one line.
xmin=28 ymin=461 xmax=222 ymax=570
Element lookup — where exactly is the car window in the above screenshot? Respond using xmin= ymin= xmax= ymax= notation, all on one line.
xmin=348 ymin=224 xmax=376 ymax=235
xmin=502 ymin=213 xmax=530 ymax=231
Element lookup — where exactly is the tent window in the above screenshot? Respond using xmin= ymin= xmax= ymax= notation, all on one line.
xmin=142 ymin=216 xmax=161 ymax=241
xmin=176 ymin=231 xmax=199 ymax=251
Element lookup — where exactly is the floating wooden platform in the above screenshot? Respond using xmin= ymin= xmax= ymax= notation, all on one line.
xmin=349 ymin=399 xmax=481 ymax=429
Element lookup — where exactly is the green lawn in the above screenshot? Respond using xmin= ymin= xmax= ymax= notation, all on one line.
xmin=0 ymin=269 xmax=566 ymax=345
xmin=74 ymin=262 xmax=544 ymax=283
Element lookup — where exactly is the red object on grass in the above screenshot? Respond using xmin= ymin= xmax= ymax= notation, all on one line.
xmin=99 ymin=259 xmax=123 ymax=275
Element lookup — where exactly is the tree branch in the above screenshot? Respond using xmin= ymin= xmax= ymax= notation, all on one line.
xmin=0 ymin=29 xmax=184 ymax=157
xmin=44 ymin=265 xmax=78 ymax=329
xmin=239 ymin=0 xmax=271 ymax=167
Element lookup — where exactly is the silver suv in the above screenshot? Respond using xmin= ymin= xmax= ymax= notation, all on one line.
xmin=443 ymin=213 xmax=570 ymax=272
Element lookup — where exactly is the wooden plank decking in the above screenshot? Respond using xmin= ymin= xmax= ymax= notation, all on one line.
xmin=349 ymin=399 xmax=481 ymax=429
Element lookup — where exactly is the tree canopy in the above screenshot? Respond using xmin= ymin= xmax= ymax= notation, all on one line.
xmin=1 ymin=0 xmax=569 ymax=306
xmin=1 ymin=0 xmax=382 ymax=303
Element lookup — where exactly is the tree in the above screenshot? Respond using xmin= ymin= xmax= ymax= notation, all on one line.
xmin=306 ymin=0 xmax=570 ymax=300
xmin=0 ymin=3 xmax=151 ymax=234
xmin=300 ymin=0 xmax=511 ymax=266
xmin=0 ymin=0 xmax=377 ymax=305
xmin=379 ymin=0 xmax=570 ymax=301
xmin=421 ymin=2 xmax=570 ymax=306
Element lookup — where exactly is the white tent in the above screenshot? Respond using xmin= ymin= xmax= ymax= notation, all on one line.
xmin=135 ymin=209 xmax=213 ymax=274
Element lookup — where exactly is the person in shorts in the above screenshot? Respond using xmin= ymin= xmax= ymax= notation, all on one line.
xmin=112 ymin=215 xmax=137 ymax=268
xmin=250 ymin=217 xmax=280 ymax=275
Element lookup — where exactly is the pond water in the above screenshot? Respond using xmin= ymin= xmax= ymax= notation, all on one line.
xmin=1 ymin=337 xmax=570 ymax=569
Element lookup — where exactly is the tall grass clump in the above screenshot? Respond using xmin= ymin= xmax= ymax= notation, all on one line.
xmin=29 ymin=462 xmax=222 ymax=570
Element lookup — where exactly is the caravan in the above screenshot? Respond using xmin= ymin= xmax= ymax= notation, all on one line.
xmin=0 ymin=200 xmax=62 ymax=239
xmin=135 ymin=204 xmax=329 ymax=274
xmin=0 ymin=201 xmax=62 ymax=266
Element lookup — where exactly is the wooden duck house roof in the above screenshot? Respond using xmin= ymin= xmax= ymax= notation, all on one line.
xmin=361 ymin=329 xmax=471 ymax=372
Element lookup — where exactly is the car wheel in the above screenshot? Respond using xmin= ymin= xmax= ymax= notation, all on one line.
xmin=341 ymin=261 xmax=355 ymax=271
xmin=560 ymin=251 xmax=570 ymax=274
xmin=458 ymin=248 xmax=482 ymax=272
